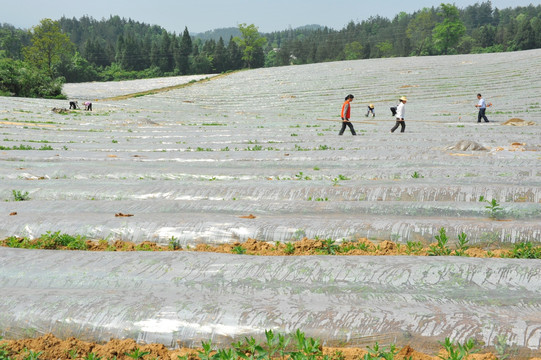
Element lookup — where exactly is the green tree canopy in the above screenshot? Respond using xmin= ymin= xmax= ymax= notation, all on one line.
xmin=234 ymin=23 xmax=267 ymax=68
xmin=407 ymin=8 xmax=437 ymax=55
xmin=432 ymin=3 xmax=466 ymax=54
xmin=23 ymin=18 xmax=75 ymax=76
xmin=344 ymin=41 xmax=363 ymax=60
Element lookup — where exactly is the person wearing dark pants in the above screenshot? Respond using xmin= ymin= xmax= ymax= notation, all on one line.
xmin=390 ymin=96 xmax=407 ymax=133
xmin=339 ymin=94 xmax=356 ymax=135
xmin=475 ymin=93 xmax=491 ymax=123
xmin=366 ymin=104 xmax=375 ymax=117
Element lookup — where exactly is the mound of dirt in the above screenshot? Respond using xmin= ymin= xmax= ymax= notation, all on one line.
xmin=502 ymin=118 xmax=535 ymax=126
xmin=0 ymin=333 xmax=514 ymax=360
xmin=446 ymin=140 xmax=487 ymax=151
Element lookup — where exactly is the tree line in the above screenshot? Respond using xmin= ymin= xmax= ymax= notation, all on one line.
xmin=1 ymin=1 xmax=540 ymax=97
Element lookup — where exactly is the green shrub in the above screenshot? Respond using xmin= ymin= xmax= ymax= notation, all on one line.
xmin=0 ymin=58 xmax=64 ymax=98
xmin=427 ymin=228 xmax=452 ymax=256
xmin=509 ymin=242 xmax=541 ymax=259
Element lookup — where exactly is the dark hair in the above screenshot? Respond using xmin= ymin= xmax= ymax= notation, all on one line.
xmin=477 ymin=93 xmax=482 ymax=97
xmin=345 ymin=94 xmax=354 ymax=101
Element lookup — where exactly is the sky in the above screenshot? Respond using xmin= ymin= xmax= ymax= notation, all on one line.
xmin=2 ymin=0 xmax=539 ymax=34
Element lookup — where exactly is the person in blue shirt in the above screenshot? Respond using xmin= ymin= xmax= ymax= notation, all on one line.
xmin=475 ymin=94 xmax=492 ymax=123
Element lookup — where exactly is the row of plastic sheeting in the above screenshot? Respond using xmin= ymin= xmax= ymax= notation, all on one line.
xmin=2 ymin=247 xmax=541 ymax=354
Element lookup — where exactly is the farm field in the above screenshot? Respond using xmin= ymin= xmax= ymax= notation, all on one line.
xmin=1 ymin=49 xmax=541 ymax=358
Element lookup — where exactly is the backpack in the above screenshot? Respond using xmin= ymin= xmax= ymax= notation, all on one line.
xmin=390 ymin=106 xmax=397 ymax=116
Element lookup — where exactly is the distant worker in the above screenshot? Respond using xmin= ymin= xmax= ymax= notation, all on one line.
xmin=366 ymin=104 xmax=375 ymax=117
xmin=475 ymin=93 xmax=492 ymax=123
xmin=339 ymin=94 xmax=357 ymax=136
xmin=69 ymin=100 xmax=79 ymax=109
xmin=84 ymin=101 xmax=92 ymax=111
xmin=390 ymin=96 xmax=407 ymax=133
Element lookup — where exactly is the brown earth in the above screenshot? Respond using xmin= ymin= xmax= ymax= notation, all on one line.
xmin=1 ymin=333 xmax=531 ymax=360
xmin=0 ymin=236 xmax=514 ymax=257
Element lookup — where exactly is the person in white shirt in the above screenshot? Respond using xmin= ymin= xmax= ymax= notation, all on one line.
xmin=390 ymin=96 xmax=407 ymax=133
xmin=475 ymin=93 xmax=491 ymax=123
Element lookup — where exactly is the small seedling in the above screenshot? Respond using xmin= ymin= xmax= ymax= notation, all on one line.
xmin=197 ymin=340 xmax=214 ymax=360
xmin=124 ymin=348 xmax=150 ymax=359
xmin=411 ymin=171 xmax=424 ymax=178
xmin=319 ymin=238 xmax=339 ymax=255
xmin=405 ymin=241 xmax=423 ymax=255
xmin=510 ymin=242 xmax=541 ymax=259
xmin=427 ymin=228 xmax=452 ymax=256
xmin=84 ymin=353 xmax=103 ymax=360
xmin=292 ymin=329 xmax=321 ymax=356
xmin=23 ymin=349 xmax=43 ymax=360
xmin=284 ymin=242 xmax=295 ymax=255
xmin=438 ymin=337 xmax=478 ymax=360
xmin=366 ymin=342 xmax=398 ymax=360
xmin=232 ymin=245 xmax=246 ymax=254
xmin=168 ymin=236 xmax=181 ymax=250
xmin=454 ymin=232 xmax=469 ymax=256
xmin=479 ymin=196 xmax=504 ymax=219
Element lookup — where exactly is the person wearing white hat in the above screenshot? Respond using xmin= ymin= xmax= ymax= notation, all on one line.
xmin=390 ymin=96 xmax=407 ymax=133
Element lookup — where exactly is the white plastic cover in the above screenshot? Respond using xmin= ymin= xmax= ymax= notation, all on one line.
xmin=1 ymin=248 xmax=541 ymax=353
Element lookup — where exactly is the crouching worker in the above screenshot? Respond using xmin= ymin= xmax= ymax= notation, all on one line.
xmin=84 ymin=101 xmax=92 ymax=111
xmin=366 ymin=104 xmax=375 ymax=117
xmin=339 ymin=94 xmax=357 ymax=136
xmin=69 ymin=100 xmax=79 ymax=109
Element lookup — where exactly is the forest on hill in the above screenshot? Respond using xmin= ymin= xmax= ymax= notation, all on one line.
xmin=1 ymin=1 xmax=540 ymax=97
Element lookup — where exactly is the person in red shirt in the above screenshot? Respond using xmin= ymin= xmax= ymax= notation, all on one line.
xmin=339 ymin=94 xmax=357 ymax=135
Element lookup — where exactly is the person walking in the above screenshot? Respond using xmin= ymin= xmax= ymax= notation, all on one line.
xmin=366 ymin=104 xmax=375 ymax=117
xmin=339 ymin=94 xmax=357 ymax=135
xmin=475 ymin=93 xmax=492 ymax=123
xmin=390 ymin=96 xmax=407 ymax=133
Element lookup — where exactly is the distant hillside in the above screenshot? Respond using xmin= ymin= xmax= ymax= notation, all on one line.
xmin=193 ymin=24 xmax=325 ymax=44
xmin=193 ymin=27 xmax=241 ymax=44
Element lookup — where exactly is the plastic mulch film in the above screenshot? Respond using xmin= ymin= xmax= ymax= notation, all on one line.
xmin=2 ymin=247 xmax=541 ymax=353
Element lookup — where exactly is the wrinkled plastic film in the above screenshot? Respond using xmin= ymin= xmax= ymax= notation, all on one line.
xmin=2 ymin=248 xmax=541 ymax=353
xmin=1 ymin=51 xmax=541 ymax=244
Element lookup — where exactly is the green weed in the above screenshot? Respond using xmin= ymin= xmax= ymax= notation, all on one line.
xmin=12 ymin=189 xmax=30 ymax=201
xmin=0 ymin=144 xmax=34 ymax=150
